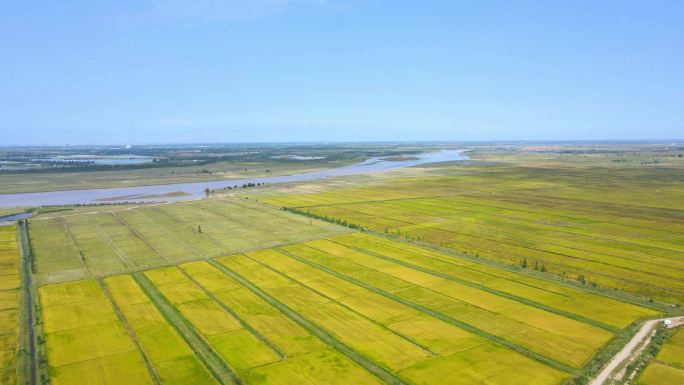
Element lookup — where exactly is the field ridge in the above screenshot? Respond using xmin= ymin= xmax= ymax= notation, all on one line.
xmin=206 ymin=259 xmax=408 ymax=385
xmin=327 ymin=239 xmax=620 ymax=333
xmin=132 ymin=272 xmax=240 ymax=385
xmin=274 ymin=246 xmax=576 ymax=373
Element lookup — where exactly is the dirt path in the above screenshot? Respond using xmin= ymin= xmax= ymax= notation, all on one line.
xmin=589 ymin=316 xmax=684 ymax=385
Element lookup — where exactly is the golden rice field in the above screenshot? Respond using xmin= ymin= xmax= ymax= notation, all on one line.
xmin=36 ymin=233 xmax=662 ymax=385
xmin=638 ymin=328 xmax=684 ymax=385
xmin=263 ymin=164 xmax=684 ymax=304
xmin=0 ymin=227 xmax=20 ymax=385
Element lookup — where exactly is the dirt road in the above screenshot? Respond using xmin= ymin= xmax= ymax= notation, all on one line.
xmin=589 ymin=316 xmax=684 ymax=385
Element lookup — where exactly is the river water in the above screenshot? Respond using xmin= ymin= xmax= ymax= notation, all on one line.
xmin=0 ymin=150 xmax=467 ymax=208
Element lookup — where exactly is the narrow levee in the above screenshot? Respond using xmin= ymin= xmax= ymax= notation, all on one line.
xmin=18 ymin=220 xmax=36 ymax=385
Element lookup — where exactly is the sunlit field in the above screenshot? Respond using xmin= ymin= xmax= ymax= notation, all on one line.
xmin=35 ymin=233 xmax=661 ymax=385
xmin=27 ymin=197 xmax=348 ymax=284
xmin=0 ymin=227 xmax=21 ymax=385
xmin=264 ymin=159 xmax=684 ymax=305
xmin=20 ymin=147 xmax=684 ymax=385
xmin=638 ymin=328 xmax=684 ymax=385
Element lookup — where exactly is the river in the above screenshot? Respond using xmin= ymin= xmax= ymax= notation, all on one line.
xmin=0 ymin=150 xmax=467 ymax=208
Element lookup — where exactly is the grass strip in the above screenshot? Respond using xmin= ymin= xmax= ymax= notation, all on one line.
xmin=97 ymin=278 xmax=162 ymax=385
xmin=207 ymin=259 xmax=406 ymax=385
xmin=132 ymin=272 xmax=241 ymax=385
xmin=241 ymin=253 xmax=438 ymax=357
xmin=28 ymin=284 xmax=48 ymax=385
xmin=275 ymin=248 xmax=576 ymax=374
xmin=17 ymin=222 xmax=34 ymax=385
xmin=331 ymin=239 xmax=620 ymax=333
xmin=177 ymin=266 xmax=286 ymax=359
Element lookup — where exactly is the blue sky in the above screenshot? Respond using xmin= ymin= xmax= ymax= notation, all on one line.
xmin=1 ymin=1 xmax=682 ymax=145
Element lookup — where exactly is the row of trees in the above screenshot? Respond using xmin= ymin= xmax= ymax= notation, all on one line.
xmin=281 ymin=207 xmax=364 ymax=230
xmin=204 ymin=182 xmax=266 ymax=196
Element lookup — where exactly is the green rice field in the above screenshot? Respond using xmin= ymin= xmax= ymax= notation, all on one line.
xmin=36 ymin=233 xmax=662 ymax=385
xmin=22 ymin=149 xmax=684 ymax=384
xmin=263 ymin=164 xmax=684 ymax=304
xmin=27 ymin=197 xmax=348 ymax=284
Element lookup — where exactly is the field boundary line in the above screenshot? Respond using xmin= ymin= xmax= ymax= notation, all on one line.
xmin=109 ymin=211 xmax=171 ymax=264
xmin=275 ymin=249 xmax=577 ymax=374
xmin=176 ymin=265 xmax=287 ymax=360
xmin=246 ymin=251 xmax=438 ymax=356
xmin=56 ymin=217 xmax=93 ymax=276
xmin=275 ymin=193 xmax=465 ymax=209
xmin=329 ymin=239 xmax=620 ymax=333
xmin=148 ymin=206 xmax=225 ymax=250
xmin=286 ymin=206 xmax=684 ymax=298
xmin=366 ymin=231 xmax=675 ymax=312
xmin=408 ymin=197 xmax=684 ymax=244
xmin=133 ymin=209 xmax=204 ymax=258
xmin=88 ymin=215 xmax=135 ymax=269
xmin=232 ymin=198 xmax=352 ymax=230
xmin=207 ymin=259 xmax=408 ymax=385
xmin=344 ymin=233 xmax=576 ymax=299
xmin=391 ymin=200 xmax=684 ymax=267
xmin=167 ymin=203 xmax=246 ymax=250
xmin=452 ymin=193 xmax=684 ymax=235
xmin=97 ymin=278 xmax=162 ymax=385
xmin=406 ymin=210 xmax=684 ymax=275
xmin=132 ymin=272 xmax=242 ymax=385
xmin=340 ymin=207 xmax=684 ymax=285
xmin=17 ymin=221 xmax=36 ymax=385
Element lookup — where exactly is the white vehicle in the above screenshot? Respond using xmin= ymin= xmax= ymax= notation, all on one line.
xmin=664 ymin=319 xmax=672 ymax=327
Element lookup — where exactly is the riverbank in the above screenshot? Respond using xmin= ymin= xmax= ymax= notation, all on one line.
xmin=0 ymin=150 xmax=466 ymax=208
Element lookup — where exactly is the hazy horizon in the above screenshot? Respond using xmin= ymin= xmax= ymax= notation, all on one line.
xmin=2 ymin=1 xmax=683 ymax=145
xmin=3 ymin=139 xmax=684 ymax=149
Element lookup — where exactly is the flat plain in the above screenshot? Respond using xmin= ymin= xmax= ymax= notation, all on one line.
xmin=27 ymin=197 xmax=348 ymax=284
xmin=0 ymin=160 xmax=340 ymax=194
xmin=23 ymin=146 xmax=684 ymax=384
xmin=264 ymin=155 xmax=684 ymax=304
xmin=35 ymin=233 xmax=662 ymax=385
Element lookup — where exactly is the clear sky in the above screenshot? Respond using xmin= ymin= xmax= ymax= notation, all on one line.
xmin=1 ymin=1 xmax=682 ymax=145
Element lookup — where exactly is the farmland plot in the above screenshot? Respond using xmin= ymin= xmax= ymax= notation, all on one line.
xmin=639 ymin=328 xmax=684 ymax=384
xmin=216 ymin=252 xmax=567 ymax=384
xmin=35 ymin=234 xmax=663 ymax=385
xmin=0 ymin=227 xmax=20 ymax=385
xmin=38 ymin=280 xmax=153 ymax=385
xmin=264 ymin=165 xmax=684 ymax=304
xmin=144 ymin=266 xmax=282 ymax=372
xmin=276 ymin=240 xmax=612 ymax=368
xmin=104 ymin=275 xmax=218 ymax=385
xmin=28 ymin=197 xmax=349 ymax=284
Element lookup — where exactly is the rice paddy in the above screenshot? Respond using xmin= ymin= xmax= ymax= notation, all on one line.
xmin=27 ymin=197 xmax=348 ymax=284
xmin=0 ymin=227 xmax=20 ymax=385
xmin=38 ymin=280 xmax=153 ymax=385
xmin=263 ymin=164 xmax=684 ymax=304
xmin=35 ymin=233 xmax=661 ymax=385
xmin=638 ymin=328 xmax=684 ymax=385
xmin=22 ymin=151 xmax=684 ymax=384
